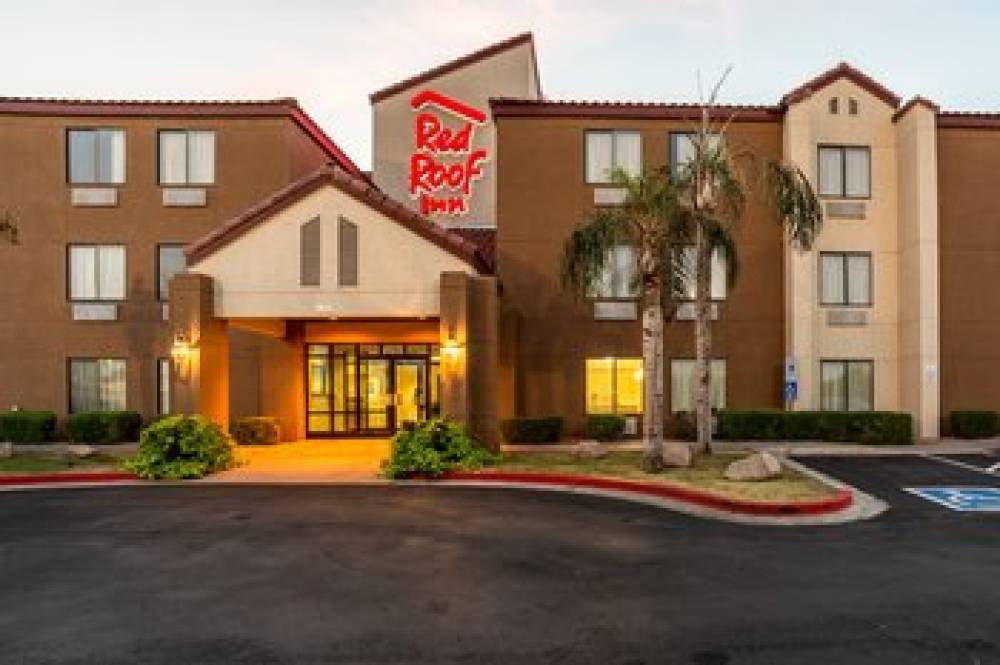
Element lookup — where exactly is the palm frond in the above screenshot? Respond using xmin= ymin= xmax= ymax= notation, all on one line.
xmin=769 ymin=161 xmax=823 ymax=251
xmin=560 ymin=207 xmax=631 ymax=298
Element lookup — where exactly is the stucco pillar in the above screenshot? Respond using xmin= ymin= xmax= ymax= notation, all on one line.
xmin=440 ymin=271 xmax=499 ymax=449
xmin=260 ymin=321 xmax=305 ymax=441
xmin=169 ymin=272 xmax=230 ymax=429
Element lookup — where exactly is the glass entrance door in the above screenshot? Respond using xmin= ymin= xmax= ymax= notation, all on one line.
xmin=360 ymin=358 xmax=392 ymax=434
xmin=394 ymin=359 xmax=426 ymax=429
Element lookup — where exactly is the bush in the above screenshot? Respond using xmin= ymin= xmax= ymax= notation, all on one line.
xmin=717 ymin=410 xmax=913 ymax=445
xmin=501 ymin=416 xmax=563 ymax=443
xmin=950 ymin=411 xmax=1000 ymax=439
xmin=66 ymin=411 xmax=142 ymax=444
xmin=0 ymin=410 xmax=56 ymax=443
xmin=124 ymin=415 xmax=234 ymax=480
xmin=230 ymin=417 xmax=282 ymax=445
xmin=382 ymin=418 xmax=497 ymax=479
xmin=587 ymin=414 xmax=626 ymax=442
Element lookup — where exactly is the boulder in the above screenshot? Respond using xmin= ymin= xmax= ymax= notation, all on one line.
xmin=662 ymin=441 xmax=693 ymax=468
xmin=66 ymin=444 xmax=97 ymax=458
xmin=0 ymin=441 xmax=11 ymax=459
xmin=724 ymin=451 xmax=783 ymax=481
xmin=574 ymin=440 xmax=608 ymax=459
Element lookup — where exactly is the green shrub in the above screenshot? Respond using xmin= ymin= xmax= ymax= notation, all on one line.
xmin=0 ymin=410 xmax=56 ymax=443
xmin=124 ymin=415 xmax=234 ymax=480
xmin=382 ymin=418 xmax=497 ymax=479
xmin=230 ymin=417 xmax=282 ymax=445
xmin=66 ymin=411 xmax=142 ymax=444
xmin=501 ymin=416 xmax=563 ymax=443
xmin=586 ymin=414 xmax=626 ymax=442
xmin=950 ymin=410 xmax=1000 ymax=439
xmin=716 ymin=410 xmax=913 ymax=445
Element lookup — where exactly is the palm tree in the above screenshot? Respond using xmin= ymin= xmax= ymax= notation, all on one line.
xmin=562 ymin=167 xmax=688 ymax=471
xmin=0 ymin=208 xmax=18 ymax=244
xmin=677 ymin=72 xmax=822 ymax=454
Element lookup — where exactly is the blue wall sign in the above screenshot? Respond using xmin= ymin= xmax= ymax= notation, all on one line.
xmin=904 ymin=487 xmax=1000 ymax=512
xmin=784 ymin=380 xmax=798 ymax=402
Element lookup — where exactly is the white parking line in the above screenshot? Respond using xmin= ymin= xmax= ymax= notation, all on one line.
xmin=921 ymin=453 xmax=999 ymax=478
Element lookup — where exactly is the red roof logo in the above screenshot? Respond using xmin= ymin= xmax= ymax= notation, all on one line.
xmin=410 ymin=90 xmax=487 ymax=124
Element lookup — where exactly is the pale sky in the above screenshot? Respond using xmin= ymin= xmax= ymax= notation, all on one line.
xmin=4 ymin=1 xmax=999 ymax=169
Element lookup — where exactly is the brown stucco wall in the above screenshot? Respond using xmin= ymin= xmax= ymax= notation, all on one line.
xmin=0 ymin=111 xmax=331 ymax=423
xmin=937 ymin=126 xmax=1000 ymax=418
xmin=494 ymin=115 xmax=786 ymax=435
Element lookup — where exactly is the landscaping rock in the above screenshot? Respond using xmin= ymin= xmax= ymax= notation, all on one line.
xmin=662 ymin=441 xmax=693 ymax=468
xmin=724 ymin=451 xmax=783 ymax=481
xmin=66 ymin=444 xmax=97 ymax=458
xmin=574 ymin=440 xmax=608 ymax=459
xmin=0 ymin=441 xmax=11 ymax=459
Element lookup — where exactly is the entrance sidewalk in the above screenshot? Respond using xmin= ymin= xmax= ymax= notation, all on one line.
xmin=208 ymin=439 xmax=390 ymax=483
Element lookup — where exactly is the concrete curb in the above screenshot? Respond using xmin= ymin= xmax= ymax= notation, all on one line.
xmin=0 ymin=471 xmax=137 ymax=487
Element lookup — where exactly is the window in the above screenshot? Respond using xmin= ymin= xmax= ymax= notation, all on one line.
xmin=585 ymin=358 xmax=643 ymax=415
xmin=585 ymin=130 xmax=641 ymax=184
xmin=67 ymin=129 xmax=125 ymax=184
xmin=674 ymin=245 xmax=727 ymax=300
xmin=820 ymin=252 xmax=871 ymax=306
xmin=157 ymin=245 xmax=185 ymax=301
xmin=69 ymin=359 xmax=126 ymax=413
xmin=818 ymin=145 xmax=870 ymax=198
xmin=829 ymin=97 xmax=839 ymax=114
xmin=670 ymin=132 xmax=722 ymax=177
xmin=159 ymin=130 xmax=216 ymax=185
xmin=848 ymin=98 xmax=859 ymax=116
xmin=300 ymin=217 xmax=321 ymax=287
xmin=670 ymin=359 xmax=726 ymax=413
xmin=821 ymin=360 xmax=873 ymax=411
xmin=338 ymin=217 xmax=359 ymax=286
xmin=68 ymin=245 xmax=125 ymax=301
xmin=590 ymin=245 xmax=638 ymax=299
xmin=157 ymin=358 xmax=171 ymax=415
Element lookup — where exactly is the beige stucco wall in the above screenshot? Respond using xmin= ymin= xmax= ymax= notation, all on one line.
xmin=784 ymin=78 xmax=901 ymax=413
xmin=372 ymin=40 xmax=541 ymax=228
xmin=895 ymin=104 xmax=940 ymax=439
xmin=189 ymin=184 xmax=476 ymax=319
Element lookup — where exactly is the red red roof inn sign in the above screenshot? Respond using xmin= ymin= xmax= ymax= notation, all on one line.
xmin=408 ymin=90 xmax=489 ymax=217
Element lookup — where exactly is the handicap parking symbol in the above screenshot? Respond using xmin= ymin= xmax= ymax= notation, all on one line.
xmin=904 ymin=487 xmax=1000 ymax=512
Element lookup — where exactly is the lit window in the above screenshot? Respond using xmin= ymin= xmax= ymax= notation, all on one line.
xmin=818 ymin=145 xmax=870 ymax=198
xmin=159 ymin=130 xmax=215 ymax=185
xmin=670 ymin=359 xmax=726 ymax=413
xmin=68 ymin=128 xmax=125 ymax=184
xmin=585 ymin=130 xmax=641 ymax=183
xmin=69 ymin=358 xmax=126 ymax=413
xmin=820 ymin=252 xmax=871 ymax=306
xmin=157 ymin=245 xmax=186 ymax=301
xmin=68 ymin=245 xmax=125 ymax=301
xmin=674 ymin=245 xmax=727 ymax=300
xmin=821 ymin=360 xmax=873 ymax=411
xmin=585 ymin=358 xmax=643 ymax=414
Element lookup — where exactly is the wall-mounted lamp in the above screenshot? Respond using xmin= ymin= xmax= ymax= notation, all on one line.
xmin=442 ymin=337 xmax=463 ymax=360
xmin=171 ymin=333 xmax=194 ymax=380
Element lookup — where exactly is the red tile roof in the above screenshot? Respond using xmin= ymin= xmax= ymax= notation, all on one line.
xmin=490 ymin=97 xmax=782 ymax=121
xmin=0 ymin=96 xmax=365 ymax=180
xmin=780 ymin=62 xmax=901 ymax=109
xmin=936 ymin=110 xmax=1000 ymax=129
xmin=370 ymin=32 xmax=538 ymax=104
xmin=185 ymin=163 xmax=492 ymax=274
xmin=892 ymin=96 xmax=940 ymax=123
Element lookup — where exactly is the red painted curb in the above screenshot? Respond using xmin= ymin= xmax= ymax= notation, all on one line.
xmin=0 ymin=472 xmax=137 ymax=486
xmin=443 ymin=470 xmax=853 ymax=516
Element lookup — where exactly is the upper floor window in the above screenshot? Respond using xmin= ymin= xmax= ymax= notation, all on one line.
xmin=670 ymin=359 xmax=726 ymax=413
xmin=670 ymin=132 xmax=722 ymax=177
xmin=820 ymin=252 xmax=871 ymax=306
xmin=589 ymin=245 xmax=638 ymax=300
xmin=157 ymin=245 xmax=186 ymax=301
xmin=586 ymin=357 xmax=643 ymax=415
xmin=818 ymin=145 xmax=870 ymax=199
xmin=674 ymin=245 xmax=727 ymax=301
xmin=159 ymin=130 xmax=215 ymax=185
xmin=68 ymin=129 xmax=125 ymax=185
xmin=68 ymin=245 xmax=125 ymax=301
xmin=585 ymin=130 xmax=641 ymax=184
xmin=338 ymin=217 xmax=359 ymax=287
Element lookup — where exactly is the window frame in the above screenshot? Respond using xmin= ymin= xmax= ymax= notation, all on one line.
xmin=338 ymin=216 xmax=359 ymax=287
xmin=66 ymin=243 xmax=127 ymax=303
xmin=672 ymin=244 xmax=728 ymax=302
xmin=668 ymin=131 xmax=723 ymax=178
xmin=156 ymin=243 xmax=186 ymax=302
xmin=818 ymin=251 xmax=873 ymax=307
xmin=66 ymin=127 xmax=126 ymax=185
xmin=584 ymin=129 xmax=642 ymax=185
xmin=588 ymin=244 xmax=640 ymax=302
xmin=67 ymin=357 xmax=128 ymax=414
xmin=157 ymin=129 xmax=217 ymax=186
xmin=157 ymin=357 xmax=171 ymax=415
xmin=669 ymin=358 xmax=727 ymax=413
xmin=820 ymin=359 xmax=874 ymax=412
xmin=817 ymin=144 xmax=871 ymax=200
xmin=584 ymin=357 xmax=644 ymax=416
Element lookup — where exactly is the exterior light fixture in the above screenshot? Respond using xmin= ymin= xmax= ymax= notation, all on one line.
xmin=171 ymin=333 xmax=194 ymax=380
xmin=442 ymin=337 xmax=463 ymax=359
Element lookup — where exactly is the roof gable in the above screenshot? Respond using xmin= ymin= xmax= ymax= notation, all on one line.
xmin=781 ymin=62 xmax=901 ymax=109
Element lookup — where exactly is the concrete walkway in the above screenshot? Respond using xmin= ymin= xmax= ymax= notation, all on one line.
xmin=208 ymin=439 xmax=390 ymax=483
xmin=504 ymin=438 xmax=1000 ymax=456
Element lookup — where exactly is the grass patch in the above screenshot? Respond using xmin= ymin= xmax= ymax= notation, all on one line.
xmin=0 ymin=453 xmax=121 ymax=474
xmin=494 ymin=451 xmax=836 ymax=503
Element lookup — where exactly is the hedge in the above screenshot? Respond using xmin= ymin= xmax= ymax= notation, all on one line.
xmin=587 ymin=414 xmax=626 ymax=442
xmin=0 ymin=410 xmax=56 ymax=443
xmin=717 ymin=410 xmax=913 ymax=445
xmin=66 ymin=411 xmax=142 ymax=444
xmin=230 ymin=417 xmax=282 ymax=445
xmin=501 ymin=416 xmax=563 ymax=443
xmin=950 ymin=411 xmax=1000 ymax=439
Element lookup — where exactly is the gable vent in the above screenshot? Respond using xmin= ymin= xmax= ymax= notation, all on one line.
xmin=300 ymin=217 xmax=321 ymax=287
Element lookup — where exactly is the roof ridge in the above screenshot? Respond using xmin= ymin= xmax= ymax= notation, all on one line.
xmin=780 ymin=61 xmax=901 ymax=109
xmin=0 ymin=95 xmax=299 ymax=106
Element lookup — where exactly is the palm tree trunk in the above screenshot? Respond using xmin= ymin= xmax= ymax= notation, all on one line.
xmin=641 ymin=283 xmax=665 ymax=472
xmin=694 ymin=225 xmax=714 ymax=455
